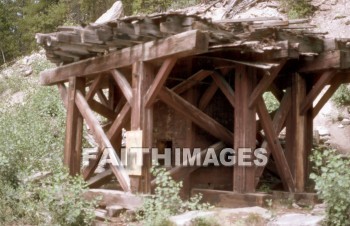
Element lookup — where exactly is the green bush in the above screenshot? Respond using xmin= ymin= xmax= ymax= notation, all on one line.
xmin=136 ymin=166 xmax=212 ymax=226
xmin=280 ymin=0 xmax=314 ymax=19
xmin=0 ymin=58 xmax=96 ymax=225
xmin=263 ymin=92 xmax=280 ymax=113
xmin=310 ymin=147 xmax=350 ymax=226
xmin=332 ymin=84 xmax=350 ymax=107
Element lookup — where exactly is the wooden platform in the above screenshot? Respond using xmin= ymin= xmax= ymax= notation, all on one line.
xmin=37 ymin=12 xmax=350 ymax=200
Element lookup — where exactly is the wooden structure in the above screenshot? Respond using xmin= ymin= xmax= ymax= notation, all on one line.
xmin=37 ymin=13 xmax=350 ymax=203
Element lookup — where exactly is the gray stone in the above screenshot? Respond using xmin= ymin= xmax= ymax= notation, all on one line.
xmin=268 ymin=213 xmax=325 ymax=226
xmin=106 ymin=205 xmax=125 ymax=217
xmin=317 ymin=127 xmax=330 ymax=136
xmin=341 ymin=118 xmax=350 ymax=125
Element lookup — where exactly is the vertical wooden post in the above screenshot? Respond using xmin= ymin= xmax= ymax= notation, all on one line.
xmin=64 ymin=77 xmax=85 ymax=176
xmin=233 ymin=65 xmax=256 ymax=193
xmin=286 ymin=73 xmax=307 ymax=192
xmin=130 ymin=61 xmax=154 ymax=193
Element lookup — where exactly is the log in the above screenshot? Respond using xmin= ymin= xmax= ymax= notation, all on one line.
xmin=72 ymin=86 xmax=131 ymax=192
xmin=111 ymin=69 xmax=133 ymax=105
xmin=257 ymin=97 xmax=295 ymax=192
xmin=211 ymin=72 xmax=235 ymax=108
xmin=40 ymin=30 xmax=209 ymax=85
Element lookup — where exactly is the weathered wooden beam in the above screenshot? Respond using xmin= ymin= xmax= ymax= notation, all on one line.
xmin=159 ymin=87 xmax=233 ymax=145
xmin=144 ymin=57 xmax=177 ymax=107
xmin=172 ymin=70 xmax=213 ymax=94
xmin=89 ymin=99 xmax=117 ymax=120
xmin=63 ymin=77 xmax=85 ymax=176
xmin=299 ymin=50 xmax=350 ymax=73
xmin=40 ymin=30 xmax=209 ymax=85
xmin=57 ymin=83 xmax=68 ymax=108
xmin=269 ymin=83 xmax=284 ymax=102
xmin=86 ymin=75 xmax=104 ymax=101
xmin=257 ymin=97 xmax=295 ymax=192
xmin=300 ymin=70 xmax=336 ymax=115
xmin=212 ymin=71 xmax=235 ymax=108
xmin=249 ymin=60 xmax=286 ymax=108
xmin=111 ymin=69 xmax=133 ymax=105
xmin=87 ymin=169 xmax=113 ymax=188
xmin=74 ymin=88 xmax=131 ymax=192
xmin=198 ymin=82 xmax=218 ymax=110
xmin=313 ymin=76 xmax=342 ymax=118
xmin=130 ymin=62 xmax=155 ymax=193
xmin=255 ymin=88 xmax=292 ymax=185
xmin=83 ymin=102 xmax=130 ymax=181
xmin=287 ymin=74 xmax=308 ymax=192
xmin=150 ymin=142 xmax=225 ymax=187
xmin=96 ymin=90 xmax=109 ymax=107
xmin=233 ymin=66 xmax=256 ymax=193
xmin=107 ymin=103 xmax=131 ymax=140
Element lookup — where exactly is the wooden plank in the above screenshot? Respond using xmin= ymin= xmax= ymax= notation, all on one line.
xmin=198 ymin=82 xmax=218 ymax=110
xmin=129 ymin=62 xmax=155 ymax=193
xmin=313 ymin=76 xmax=342 ymax=118
xmin=249 ymin=60 xmax=286 ymax=108
xmin=89 ymin=99 xmax=117 ymax=120
xmin=289 ymin=74 xmax=307 ymax=192
xmin=150 ymin=142 xmax=225 ymax=187
xmin=257 ymin=97 xmax=295 ymax=192
xmin=144 ymin=57 xmax=177 ymax=107
xmin=172 ymin=70 xmax=213 ymax=94
xmin=192 ymin=189 xmax=272 ymax=208
xmin=111 ymin=69 xmax=133 ymax=105
xmin=299 ymin=51 xmax=350 ymax=72
xmin=87 ymin=169 xmax=113 ymax=188
xmin=83 ymin=103 xmax=130 ymax=181
xmin=57 ymin=83 xmax=68 ymax=108
xmin=86 ymin=75 xmax=103 ymax=101
xmin=159 ymin=87 xmax=233 ymax=145
xmin=40 ymin=30 xmax=209 ymax=85
xmin=74 ymin=89 xmax=131 ymax=192
xmin=107 ymin=103 xmax=131 ymax=140
xmin=300 ymin=70 xmax=336 ymax=115
xmin=96 ymin=90 xmax=109 ymax=107
xmin=211 ymin=72 xmax=235 ymax=108
xmin=233 ymin=66 xmax=256 ymax=193
xmin=255 ymin=88 xmax=292 ymax=185
xmin=63 ymin=77 xmax=85 ymax=176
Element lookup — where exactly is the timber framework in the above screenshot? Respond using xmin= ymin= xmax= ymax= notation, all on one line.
xmin=37 ymin=13 xmax=350 ymax=206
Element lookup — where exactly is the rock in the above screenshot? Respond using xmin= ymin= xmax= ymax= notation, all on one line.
xmin=95 ymin=209 xmax=108 ymax=220
xmin=319 ymin=4 xmax=331 ymax=11
xmin=94 ymin=1 xmax=124 ymax=24
xmin=342 ymin=118 xmax=350 ymax=125
xmin=317 ymin=127 xmax=330 ymax=136
xmin=292 ymin=203 xmax=302 ymax=209
xmin=23 ymin=68 xmax=33 ymax=77
xmin=320 ymin=135 xmax=331 ymax=143
xmin=338 ymin=124 xmax=344 ymax=128
xmin=267 ymin=213 xmax=325 ymax=226
xmin=346 ymin=20 xmax=350 ymax=26
xmin=106 ymin=205 xmax=125 ymax=217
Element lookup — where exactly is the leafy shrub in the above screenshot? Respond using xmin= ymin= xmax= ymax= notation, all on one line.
xmin=191 ymin=216 xmax=220 ymax=226
xmin=280 ymin=0 xmax=314 ymax=19
xmin=332 ymin=84 xmax=350 ymax=107
xmin=310 ymin=147 xmax=350 ymax=226
xmin=136 ymin=166 xmax=212 ymax=226
xmin=0 ymin=57 xmax=96 ymax=225
xmin=263 ymin=92 xmax=280 ymax=113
